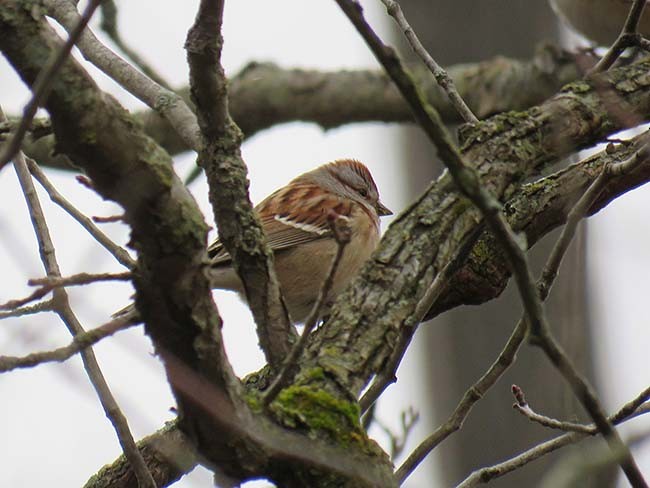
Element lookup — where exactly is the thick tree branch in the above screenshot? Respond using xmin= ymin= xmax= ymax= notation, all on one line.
xmin=79 ymin=132 xmax=650 ymax=486
xmin=0 ymin=0 xmax=102 ymax=171
xmin=16 ymin=47 xmax=584 ymax=170
xmin=84 ymin=422 xmax=200 ymax=488
xmin=185 ymin=0 xmax=295 ymax=370
xmin=294 ymin=53 xmax=650 ymax=404
xmin=0 ymin=3 xmax=234 ymax=485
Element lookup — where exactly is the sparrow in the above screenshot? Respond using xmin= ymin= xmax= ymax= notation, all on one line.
xmin=114 ymin=159 xmax=392 ymax=323
xmin=550 ymin=0 xmax=650 ymax=45
xmin=208 ymin=159 xmax=392 ymax=323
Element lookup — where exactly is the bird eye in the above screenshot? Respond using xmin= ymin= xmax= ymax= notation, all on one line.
xmin=357 ymin=187 xmax=368 ymax=198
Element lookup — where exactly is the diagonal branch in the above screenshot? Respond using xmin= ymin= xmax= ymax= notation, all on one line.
xmin=455 ymin=394 xmax=650 ymax=487
xmin=333 ymin=2 xmax=645 ymax=484
xmin=593 ymin=0 xmax=649 ymax=72
xmin=98 ymin=0 xmax=172 ymax=88
xmin=43 ymin=0 xmax=201 ymax=152
xmin=0 ymin=0 xmax=102 ymax=171
xmin=263 ymin=214 xmax=351 ymax=407
xmin=0 ymin=316 xmax=136 ymax=373
xmin=185 ymin=0 xmax=295 ymax=369
xmin=379 ymin=0 xmax=478 ymax=123
xmin=26 ymin=157 xmax=135 ymax=269
xmin=0 ymin=103 xmax=156 ymax=487
xmin=395 ymin=133 xmax=650 ymax=485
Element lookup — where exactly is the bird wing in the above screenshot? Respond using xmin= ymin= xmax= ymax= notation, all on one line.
xmin=207 ymin=185 xmax=352 ymax=266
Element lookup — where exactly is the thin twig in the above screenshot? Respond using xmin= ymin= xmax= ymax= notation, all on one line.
xmin=455 ymin=398 xmax=650 ymax=488
xmin=338 ymin=1 xmax=646 ymax=484
xmin=98 ymin=0 xmax=172 ymax=88
xmin=526 ymin=159 xmax=650 ymax=488
xmin=1 ymin=102 xmax=156 ymax=488
xmin=592 ymin=0 xmax=649 ymax=72
xmin=375 ymin=407 xmax=420 ymax=460
xmin=379 ymin=0 xmax=478 ymax=123
xmin=29 ymin=271 xmax=131 ymax=287
xmin=395 ymin=317 xmax=528 ymax=483
xmin=395 ymin=146 xmax=648 ymax=484
xmin=263 ymin=214 xmax=352 ymax=407
xmin=0 ymin=271 xmax=131 ymax=311
xmin=0 ymin=316 xmax=136 ymax=373
xmin=511 ymin=384 xmax=593 ymax=434
xmin=332 ymin=0 xmax=549 ymax=393
xmin=0 ymin=299 xmax=54 ymax=320
xmin=26 ymin=159 xmax=135 ymax=268
xmin=92 ymin=214 xmax=125 ymax=223
xmin=43 ymin=0 xmax=200 ymax=151
xmin=0 ymin=0 xmax=103 ymax=171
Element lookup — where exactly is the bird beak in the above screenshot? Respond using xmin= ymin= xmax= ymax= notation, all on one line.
xmin=376 ymin=201 xmax=393 ymax=216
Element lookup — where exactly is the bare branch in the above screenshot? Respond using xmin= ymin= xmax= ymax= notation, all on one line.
xmin=26 ymin=158 xmax=135 ymax=269
xmin=15 ymin=48 xmax=586 ymax=169
xmin=29 ymin=271 xmax=132 ymax=287
xmin=0 ymin=316 xmax=136 ymax=373
xmin=455 ymin=399 xmax=650 ymax=487
xmin=395 ymin=135 xmax=650 ymax=484
xmin=0 ymin=0 xmax=102 ymax=171
xmin=0 ymin=272 xmax=131 ymax=311
xmin=511 ymin=384 xmax=593 ymax=434
xmin=0 ymin=101 xmax=156 ymax=488
xmin=593 ymin=0 xmax=649 ymax=72
xmin=375 ymin=407 xmax=420 ymax=460
xmin=337 ymin=3 xmax=646 ymax=484
xmin=0 ymin=299 xmax=54 ymax=320
xmin=186 ymin=0 xmax=295 ymax=368
xmin=43 ymin=0 xmax=201 ymax=151
xmin=379 ymin=0 xmax=478 ymax=123
xmin=98 ymin=0 xmax=171 ymax=88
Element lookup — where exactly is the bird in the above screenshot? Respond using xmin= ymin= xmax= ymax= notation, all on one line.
xmin=114 ymin=159 xmax=392 ymax=323
xmin=207 ymin=159 xmax=392 ymax=323
xmin=550 ymin=0 xmax=650 ymax=45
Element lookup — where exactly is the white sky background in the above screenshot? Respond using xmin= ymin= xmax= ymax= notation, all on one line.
xmin=0 ymin=1 xmax=648 ymax=487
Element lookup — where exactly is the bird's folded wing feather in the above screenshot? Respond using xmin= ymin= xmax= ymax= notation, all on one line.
xmin=207 ymin=185 xmax=352 ymax=266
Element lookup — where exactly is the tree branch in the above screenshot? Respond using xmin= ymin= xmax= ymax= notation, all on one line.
xmin=43 ymin=0 xmax=201 ymax=152
xmin=396 ymin=131 xmax=650 ymax=484
xmin=186 ymin=0 xmax=295 ymax=370
xmin=0 ymin=0 xmax=102 ymax=171
xmin=0 ymin=98 xmax=156 ymax=486
xmin=0 ymin=316 xmax=136 ymax=373
xmin=380 ymin=0 xmax=478 ymax=123
xmin=593 ymin=0 xmax=649 ymax=72
xmin=511 ymin=384 xmax=594 ymax=434
xmin=16 ymin=46 xmax=585 ymax=170
xmin=26 ymin=157 xmax=135 ymax=269
xmin=455 ymin=396 xmax=650 ymax=487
